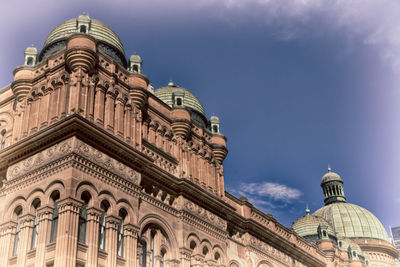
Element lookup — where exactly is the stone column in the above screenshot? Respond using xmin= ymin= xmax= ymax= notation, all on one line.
xmin=124 ymin=105 xmax=132 ymax=144
xmin=86 ymin=207 xmax=102 ymax=267
xmin=115 ymin=97 xmax=126 ymax=138
xmin=34 ymin=206 xmax=53 ymax=267
xmin=94 ymin=86 xmax=106 ymax=125
xmin=0 ymin=221 xmax=17 ymax=267
xmin=105 ymin=215 xmax=120 ymax=267
xmin=179 ymin=247 xmax=191 ymax=267
xmin=49 ymin=86 xmax=60 ymax=123
xmin=124 ymin=223 xmax=139 ymax=267
xmin=54 ymin=197 xmax=83 ymax=267
xmin=105 ymin=91 xmax=116 ymax=132
xmin=16 ymin=214 xmax=35 ymax=267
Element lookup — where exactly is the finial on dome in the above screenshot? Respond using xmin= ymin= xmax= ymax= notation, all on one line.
xmin=328 ymin=165 xmax=331 ymax=172
xmin=305 ymin=205 xmax=310 ymax=215
xmin=168 ymin=80 xmax=174 ymax=87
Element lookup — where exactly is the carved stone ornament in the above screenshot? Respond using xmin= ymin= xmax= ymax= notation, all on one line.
xmin=7 ymin=137 xmax=140 ymax=184
xmin=182 ymin=199 xmax=227 ymax=230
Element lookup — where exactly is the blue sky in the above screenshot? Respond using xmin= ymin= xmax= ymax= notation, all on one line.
xmin=1 ymin=0 xmax=400 ymax=231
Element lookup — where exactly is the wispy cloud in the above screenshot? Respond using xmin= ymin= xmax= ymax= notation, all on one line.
xmin=230 ymin=181 xmax=302 ymax=213
xmin=240 ymin=182 xmax=302 ymax=202
xmin=194 ymin=0 xmax=400 ymax=72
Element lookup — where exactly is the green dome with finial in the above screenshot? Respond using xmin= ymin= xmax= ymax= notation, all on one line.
xmin=40 ymin=13 xmax=126 ymax=66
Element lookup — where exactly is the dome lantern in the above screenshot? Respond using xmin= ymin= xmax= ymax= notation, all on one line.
xmin=77 ymin=13 xmax=91 ymax=34
xmin=210 ymin=115 xmax=220 ymax=134
xmin=321 ymin=167 xmax=346 ymax=205
xmin=129 ymin=52 xmax=142 ymax=73
xmin=24 ymin=45 xmax=38 ymax=66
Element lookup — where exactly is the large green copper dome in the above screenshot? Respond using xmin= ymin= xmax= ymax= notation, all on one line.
xmin=39 ymin=14 xmax=127 ymax=67
xmin=314 ymin=202 xmax=389 ymax=242
xmin=155 ymin=81 xmax=207 ymax=126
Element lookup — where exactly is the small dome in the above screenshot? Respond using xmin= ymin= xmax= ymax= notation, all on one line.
xmin=155 ymin=82 xmax=207 ymax=126
xmin=210 ymin=115 xmax=220 ymax=123
xmin=40 ymin=14 xmax=126 ymax=66
xmin=78 ymin=13 xmax=90 ymax=22
xmin=322 ymin=168 xmax=342 ymax=183
xmin=25 ymin=45 xmax=38 ymax=54
xmin=130 ymin=53 xmax=142 ymax=63
xmin=292 ymin=213 xmax=335 ymax=240
xmin=314 ymin=202 xmax=389 ymax=242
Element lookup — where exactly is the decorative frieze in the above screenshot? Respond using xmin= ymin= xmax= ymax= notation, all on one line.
xmin=181 ymin=199 xmax=227 ymax=230
xmin=6 ymin=137 xmax=140 ymax=185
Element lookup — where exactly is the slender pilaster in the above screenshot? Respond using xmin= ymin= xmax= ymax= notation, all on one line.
xmin=105 ymin=91 xmax=116 ymax=132
xmin=105 ymin=215 xmax=120 ymax=267
xmin=94 ymin=86 xmax=106 ymax=125
xmin=179 ymin=247 xmax=191 ymax=267
xmin=124 ymin=223 xmax=139 ymax=267
xmin=0 ymin=221 xmax=17 ymax=267
xmin=86 ymin=207 xmax=102 ymax=267
xmin=15 ymin=214 xmax=34 ymax=267
xmin=34 ymin=206 xmax=53 ymax=267
xmin=115 ymin=97 xmax=126 ymax=138
xmin=54 ymin=197 xmax=83 ymax=267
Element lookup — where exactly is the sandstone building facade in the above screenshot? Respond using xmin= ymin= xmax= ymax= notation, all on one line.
xmin=0 ymin=14 xmax=398 ymax=267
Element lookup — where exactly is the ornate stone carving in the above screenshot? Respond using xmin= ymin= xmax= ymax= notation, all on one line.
xmin=6 ymin=137 xmax=140 ymax=185
xmin=182 ymin=200 xmax=226 ymax=230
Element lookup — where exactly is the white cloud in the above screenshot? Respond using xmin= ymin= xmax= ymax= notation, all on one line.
xmin=197 ymin=0 xmax=400 ymax=72
xmin=239 ymin=182 xmax=302 ymax=202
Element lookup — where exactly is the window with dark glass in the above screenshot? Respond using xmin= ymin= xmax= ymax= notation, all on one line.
xmin=141 ymin=241 xmax=147 ymax=267
xmin=31 ymin=199 xmax=41 ymax=249
xmin=98 ymin=200 xmax=109 ymax=250
xmin=117 ymin=209 xmax=127 ymax=257
xmin=1 ymin=131 xmax=5 ymax=149
xmin=78 ymin=191 xmax=91 ymax=244
xmin=50 ymin=191 xmax=60 ymax=243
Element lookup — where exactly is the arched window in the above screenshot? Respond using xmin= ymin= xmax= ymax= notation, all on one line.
xmin=80 ymin=25 xmax=87 ymax=33
xmin=150 ymin=230 xmax=155 ymax=267
xmin=50 ymin=191 xmax=60 ymax=243
xmin=213 ymin=125 xmax=218 ymax=133
xmin=78 ymin=191 xmax=91 ymax=244
xmin=12 ymin=206 xmax=23 ymax=256
xmin=117 ymin=208 xmax=127 ymax=257
xmin=27 ymin=57 xmax=34 ymax=66
xmin=1 ymin=130 xmax=5 ymax=149
xmin=133 ymin=65 xmax=138 ymax=72
xmin=141 ymin=241 xmax=147 ymax=267
xmin=31 ymin=199 xmax=41 ymax=250
xmin=202 ymin=246 xmax=209 ymax=256
xmin=98 ymin=200 xmax=110 ymax=250
xmin=176 ymin=98 xmax=182 ymax=106
xmin=190 ymin=240 xmax=196 ymax=250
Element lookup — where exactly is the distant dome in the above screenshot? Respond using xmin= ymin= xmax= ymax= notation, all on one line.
xmin=322 ymin=168 xmax=342 ymax=183
xmin=130 ymin=53 xmax=142 ymax=63
xmin=25 ymin=45 xmax=38 ymax=54
xmin=210 ymin=115 xmax=220 ymax=123
xmin=155 ymin=82 xmax=207 ymax=126
xmin=314 ymin=202 xmax=389 ymax=242
xmin=39 ymin=14 xmax=126 ymax=67
xmin=292 ymin=212 xmax=335 ymax=241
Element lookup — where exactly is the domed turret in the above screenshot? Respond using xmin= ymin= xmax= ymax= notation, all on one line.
xmin=155 ymin=81 xmax=207 ymax=127
xmin=321 ymin=167 xmax=346 ymax=205
xmin=292 ymin=208 xmax=336 ymax=242
xmin=40 ymin=13 xmax=127 ymax=67
xmin=129 ymin=52 xmax=142 ymax=73
xmin=210 ymin=115 xmax=220 ymax=134
xmin=24 ymin=45 xmax=38 ymax=66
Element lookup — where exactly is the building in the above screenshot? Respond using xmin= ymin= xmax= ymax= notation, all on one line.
xmin=292 ymin=168 xmax=399 ymax=266
xmin=0 ymin=14 xmax=398 ymax=267
xmin=391 ymin=227 xmax=400 ymax=254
